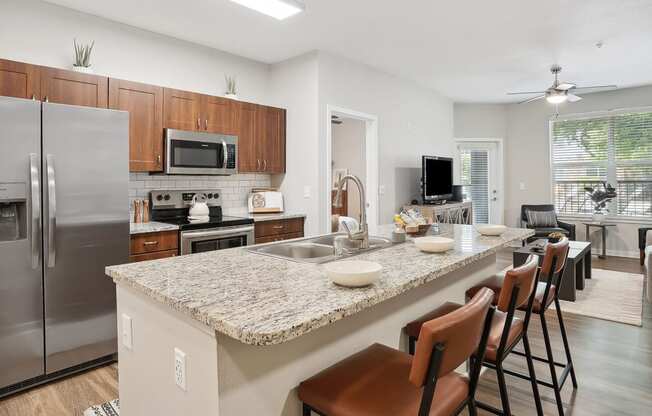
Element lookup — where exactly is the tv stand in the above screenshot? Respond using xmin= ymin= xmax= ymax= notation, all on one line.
xmin=422 ymin=200 xmax=448 ymax=206
xmin=404 ymin=201 xmax=473 ymax=224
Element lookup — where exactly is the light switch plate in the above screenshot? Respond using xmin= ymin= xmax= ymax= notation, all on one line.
xmin=303 ymin=186 xmax=311 ymax=198
xmin=121 ymin=314 xmax=133 ymax=350
xmin=519 ymin=182 xmax=526 ymax=190
xmin=174 ymin=348 xmax=187 ymax=391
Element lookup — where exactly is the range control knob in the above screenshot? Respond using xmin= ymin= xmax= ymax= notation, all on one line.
xmin=207 ymin=193 xmax=213 ymax=199
xmin=164 ymin=194 xmax=171 ymax=201
xmin=156 ymin=194 xmax=163 ymax=201
xmin=213 ymin=193 xmax=219 ymax=200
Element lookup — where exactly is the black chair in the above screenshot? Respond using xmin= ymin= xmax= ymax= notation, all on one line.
xmin=639 ymin=227 xmax=652 ymax=265
xmin=521 ymin=204 xmax=575 ymax=242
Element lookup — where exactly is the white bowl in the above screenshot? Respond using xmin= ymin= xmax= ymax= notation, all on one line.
xmin=475 ymin=224 xmax=507 ymax=236
xmin=413 ymin=236 xmax=455 ymax=253
xmin=324 ymin=260 xmax=382 ymax=288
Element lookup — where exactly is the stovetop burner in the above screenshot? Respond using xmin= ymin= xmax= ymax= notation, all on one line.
xmin=149 ymin=188 xmax=253 ymax=231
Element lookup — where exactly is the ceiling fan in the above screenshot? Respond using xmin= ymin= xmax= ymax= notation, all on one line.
xmin=508 ymin=65 xmax=617 ymax=104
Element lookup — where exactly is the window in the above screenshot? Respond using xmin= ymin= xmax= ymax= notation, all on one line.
xmin=459 ymin=149 xmax=489 ymax=223
xmin=550 ymin=109 xmax=652 ymax=218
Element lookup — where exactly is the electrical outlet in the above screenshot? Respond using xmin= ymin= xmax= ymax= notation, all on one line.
xmin=303 ymin=185 xmax=311 ymax=198
xmin=174 ymin=348 xmax=187 ymax=391
xmin=121 ymin=314 xmax=132 ymax=350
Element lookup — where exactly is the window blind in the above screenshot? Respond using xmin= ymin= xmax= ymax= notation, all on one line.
xmin=550 ymin=110 xmax=652 ymax=218
xmin=460 ymin=149 xmax=489 ymax=223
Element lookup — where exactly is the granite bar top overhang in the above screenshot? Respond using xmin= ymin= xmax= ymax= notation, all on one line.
xmin=106 ymin=224 xmax=533 ymax=346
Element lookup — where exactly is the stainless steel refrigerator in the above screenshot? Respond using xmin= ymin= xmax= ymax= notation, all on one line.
xmin=0 ymin=96 xmax=129 ymax=394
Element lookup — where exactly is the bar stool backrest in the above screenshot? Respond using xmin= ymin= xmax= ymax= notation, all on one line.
xmin=496 ymin=254 xmax=540 ymax=312
xmin=409 ymin=288 xmax=494 ymax=386
xmin=540 ymin=238 xmax=570 ymax=308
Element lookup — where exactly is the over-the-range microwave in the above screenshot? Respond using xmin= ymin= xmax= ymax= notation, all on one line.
xmin=165 ymin=129 xmax=238 ymax=175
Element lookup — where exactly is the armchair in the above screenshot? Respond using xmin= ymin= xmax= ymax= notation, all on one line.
xmin=520 ymin=204 xmax=576 ymax=242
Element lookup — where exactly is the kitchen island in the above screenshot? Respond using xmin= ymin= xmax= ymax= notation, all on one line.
xmin=106 ymin=224 xmax=533 ymax=416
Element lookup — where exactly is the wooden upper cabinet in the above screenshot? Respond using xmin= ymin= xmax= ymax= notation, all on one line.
xmin=0 ymin=59 xmax=40 ymax=99
xmin=264 ymin=107 xmax=286 ymax=173
xmin=109 ymin=79 xmax=164 ymax=172
xmin=237 ymin=102 xmax=259 ymax=172
xmin=163 ymin=88 xmax=201 ymax=131
xmin=202 ymin=95 xmax=237 ymax=134
xmin=40 ymin=67 xmax=107 ymax=108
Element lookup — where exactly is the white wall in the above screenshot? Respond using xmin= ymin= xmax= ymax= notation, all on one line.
xmin=0 ymin=0 xmax=269 ymax=103
xmin=454 ymin=103 xmax=507 ymax=139
xmin=318 ymin=52 xmax=454 ymax=230
xmin=332 ymin=118 xmax=366 ymax=220
xmin=268 ymin=53 xmax=320 ymax=235
xmin=455 ymin=86 xmax=652 ymax=257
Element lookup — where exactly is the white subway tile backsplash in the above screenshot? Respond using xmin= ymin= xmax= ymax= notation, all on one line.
xmin=128 ymin=173 xmax=271 ymax=215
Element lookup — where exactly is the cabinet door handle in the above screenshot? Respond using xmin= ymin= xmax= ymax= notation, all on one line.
xmin=31 ymin=94 xmax=36 ymax=100
xmin=257 ymin=159 xmax=261 ymax=171
xmin=143 ymin=241 xmax=159 ymax=246
xmin=204 ymin=119 xmax=208 ymax=130
xmin=44 ymin=96 xmax=49 ymax=102
xmin=272 ymin=225 xmax=284 ymax=230
xmin=263 ymin=160 xmax=267 ymax=171
xmin=197 ymin=118 xmax=201 ymax=129
xmin=157 ymin=155 xmax=161 ymax=166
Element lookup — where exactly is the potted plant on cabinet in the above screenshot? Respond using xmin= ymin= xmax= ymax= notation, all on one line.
xmin=225 ymin=75 xmax=238 ymax=99
xmin=72 ymin=39 xmax=95 ymax=74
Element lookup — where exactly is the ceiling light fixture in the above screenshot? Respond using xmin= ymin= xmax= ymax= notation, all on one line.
xmin=546 ymin=90 xmax=568 ymax=104
xmin=229 ymin=0 xmax=305 ymax=20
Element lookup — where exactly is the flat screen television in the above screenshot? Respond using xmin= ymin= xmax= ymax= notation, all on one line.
xmin=421 ymin=156 xmax=453 ymax=203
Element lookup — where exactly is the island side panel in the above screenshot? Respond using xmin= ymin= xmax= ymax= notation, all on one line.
xmin=216 ymin=254 xmax=497 ymax=416
xmin=116 ymin=285 xmax=220 ymax=416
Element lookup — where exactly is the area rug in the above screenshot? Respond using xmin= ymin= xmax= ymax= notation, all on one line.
xmin=551 ymin=268 xmax=644 ymax=327
xmin=83 ymin=399 xmax=119 ymax=416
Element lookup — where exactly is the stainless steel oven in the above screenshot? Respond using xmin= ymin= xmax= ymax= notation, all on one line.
xmin=180 ymin=224 xmax=255 ymax=255
xmin=165 ymin=129 xmax=237 ymax=175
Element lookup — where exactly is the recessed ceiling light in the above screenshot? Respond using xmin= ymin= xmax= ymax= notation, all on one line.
xmin=230 ymin=0 xmax=305 ymax=20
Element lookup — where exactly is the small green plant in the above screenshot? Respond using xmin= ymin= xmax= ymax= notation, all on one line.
xmin=225 ymin=75 xmax=237 ymax=95
xmin=73 ymin=39 xmax=94 ymax=68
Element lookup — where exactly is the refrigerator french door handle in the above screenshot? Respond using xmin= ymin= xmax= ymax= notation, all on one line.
xmin=46 ymin=154 xmax=57 ymax=268
xmin=29 ymin=153 xmax=41 ymax=269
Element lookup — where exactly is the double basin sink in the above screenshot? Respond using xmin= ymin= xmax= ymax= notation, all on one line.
xmin=247 ymin=233 xmax=394 ymax=263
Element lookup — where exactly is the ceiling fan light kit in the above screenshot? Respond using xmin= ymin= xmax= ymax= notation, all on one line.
xmin=508 ymin=64 xmax=617 ymax=105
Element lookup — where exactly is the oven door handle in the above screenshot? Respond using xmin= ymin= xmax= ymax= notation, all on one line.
xmin=182 ymin=226 xmax=254 ymax=240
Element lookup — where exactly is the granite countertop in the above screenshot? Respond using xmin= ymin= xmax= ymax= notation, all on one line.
xmin=130 ymin=221 xmax=179 ymax=235
xmin=247 ymin=212 xmax=306 ymax=222
xmin=107 ymin=224 xmax=533 ymax=346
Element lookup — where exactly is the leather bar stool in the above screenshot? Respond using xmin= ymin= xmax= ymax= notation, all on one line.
xmin=405 ymin=255 xmax=543 ymax=416
xmin=465 ymin=238 xmax=576 ymax=416
xmin=298 ymin=288 xmax=495 ymax=416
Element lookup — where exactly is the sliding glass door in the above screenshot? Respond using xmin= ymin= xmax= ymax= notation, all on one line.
xmin=457 ymin=141 xmax=503 ymax=224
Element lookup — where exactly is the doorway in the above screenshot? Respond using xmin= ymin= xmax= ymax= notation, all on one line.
xmin=455 ymin=139 xmax=504 ymax=224
xmin=325 ymin=106 xmax=379 ymax=235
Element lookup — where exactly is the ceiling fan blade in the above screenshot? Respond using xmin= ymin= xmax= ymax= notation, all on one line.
xmin=519 ymin=95 xmax=546 ymax=104
xmin=556 ymin=82 xmax=576 ymax=91
xmin=567 ymin=94 xmax=583 ymax=102
xmin=572 ymin=85 xmax=618 ymax=93
xmin=507 ymin=91 xmax=546 ymax=95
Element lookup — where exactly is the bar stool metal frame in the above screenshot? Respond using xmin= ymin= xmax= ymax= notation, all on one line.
xmin=406 ymin=256 xmax=544 ymax=416
xmin=299 ymin=289 xmax=496 ymax=416
xmin=504 ymin=243 xmax=578 ymax=416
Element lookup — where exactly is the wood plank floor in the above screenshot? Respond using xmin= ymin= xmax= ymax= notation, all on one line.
xmin=0 ymin=253 xmax=648 ymax=415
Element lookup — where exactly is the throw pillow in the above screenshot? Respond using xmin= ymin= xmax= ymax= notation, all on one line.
xmin=526 ymin=210 xmax=558 ymax=227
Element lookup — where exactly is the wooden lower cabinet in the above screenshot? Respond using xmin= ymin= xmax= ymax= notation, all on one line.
xmin=129 ymin=230 xmax=179 ymax=262
xmin=254 ymin=217 xmax=304 ymax=244
xmin=129 ymin=249 xmax=178 ymax=263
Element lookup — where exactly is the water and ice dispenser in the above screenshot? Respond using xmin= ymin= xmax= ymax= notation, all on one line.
xmin=0 ymin=182 xmax=27 ymax=242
